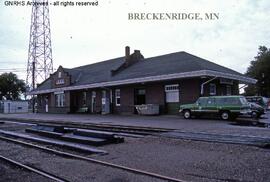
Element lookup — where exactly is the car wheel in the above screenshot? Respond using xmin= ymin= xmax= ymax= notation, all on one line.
xmin=251 ymin=111 xmax=258 ymax=119
xmin=220 ymin=111 xmax=230 ymax=120
xmin=183 ymin=110 xmax=191 ymax=119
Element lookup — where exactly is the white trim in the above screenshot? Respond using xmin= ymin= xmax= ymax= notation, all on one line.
xmin=165 ymin=84 xmax=179 ymax=92
xmin=28 ymin=70 xmax=257 ymax=95
xmin=54 ymin=91 xmax=64 ymax=94
xmin=110 ymin=89 xmax=113 ymax=104
xmin=206 ymin=70 xmax=256 ymax=84
xmin=165 ymin=84 xmax=179 ymax=87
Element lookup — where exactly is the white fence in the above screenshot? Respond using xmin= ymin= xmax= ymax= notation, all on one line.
xmin=135 ymin=104 xmax=160 ymax=115
xmin=0 ymin=101 xmax=29 ymax=114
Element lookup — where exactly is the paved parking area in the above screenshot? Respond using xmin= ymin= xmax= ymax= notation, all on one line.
xmin=0 ymin=112 xmax=269 ymax=137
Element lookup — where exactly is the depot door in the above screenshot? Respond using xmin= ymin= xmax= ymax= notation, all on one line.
xmin=135 ymin=89 xmax=146 ymax=105
xmin=165 ymin=84 xmax=180 ymax=114
xmin=91 ymin=91 xmax=96 ymax=113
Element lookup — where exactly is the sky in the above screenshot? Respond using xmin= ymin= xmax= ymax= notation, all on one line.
xmin=0 ymin=0 xmax=270 ymax=84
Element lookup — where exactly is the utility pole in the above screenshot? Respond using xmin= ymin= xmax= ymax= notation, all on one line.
xmin=26 ymin=0 xmax=53 ymax=112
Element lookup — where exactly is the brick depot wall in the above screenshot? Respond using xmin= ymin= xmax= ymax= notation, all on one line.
xmin=145 ymin=84 xmax=165 ymax=105
xmin=37 ymin=94 xmax=50 ymax=113
xmin=37 ymin=91 xmax=70 ymax=114
xmin=203 ymin=79 xmax=239 ymax=96
xmin=112 ymin=83 xmax=166 ymax=114
xmin=145 ymin=84 xmax=165 ymax=113
xmin=180 ymin=79 xmax=201 ymax=104
xmin=38 ymin=78 xmax=240 ymax=115
xmin=113 ymin=86 xmax=134 ymax=114
xmin=112 ymin=81 xmax=198 ymax=115
xmin=163 ymin=79 xmax=201 ymax=114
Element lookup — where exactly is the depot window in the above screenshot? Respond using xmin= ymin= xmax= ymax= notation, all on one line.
xmin=209 ymin=83 xmax=216 ymax=95
xmin=56 ymin=79 xmax=65 ymax=85
xmin=55 ymin=93 xmax=65 ymax=107
xmin=226 ymin=85 xmax=232 ymax=96
xmin=165 ymin=84 xmax=179 ymax=103
xmin=115 ymin=89 xmax=120 ymax=106
xmin=83 ymin=92 xmax=87 ymax=106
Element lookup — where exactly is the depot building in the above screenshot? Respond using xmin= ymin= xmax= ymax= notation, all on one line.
xmin=29 ymin=46 xmax=256 ymax=115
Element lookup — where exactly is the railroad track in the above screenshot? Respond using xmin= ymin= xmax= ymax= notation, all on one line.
xmin=1 ymin=119 xmax=174 ymax=135
xmin=0 ymin=135 xmax=186 ymax=182
xmin=0 ymin=154 xmax=68 ymax=182
xmin=3 ymin=120 xmax=270 ymax=148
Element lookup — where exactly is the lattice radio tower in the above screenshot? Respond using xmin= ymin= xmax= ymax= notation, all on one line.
xmin=26 ymin=0 xmax=53 ymax=91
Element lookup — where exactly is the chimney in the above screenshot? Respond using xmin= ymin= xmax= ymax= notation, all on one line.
xmin=125 ymin=46 xmax=130 ymax=60
xmin=134 ymin=50 xmax=140 ymax=54
xmin=111 ymin=46 xmax=144 ymax=76
xmin=133 ymin=49 xmax=143 ymax=60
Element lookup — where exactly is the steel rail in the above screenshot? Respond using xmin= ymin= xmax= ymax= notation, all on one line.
xmin=0 ymin=135 xmax=187 ymax=182
xmin=1 ymin=119 xmax=173 ymax=135
xmin=0 ymin=154 xmax=68 ymax=182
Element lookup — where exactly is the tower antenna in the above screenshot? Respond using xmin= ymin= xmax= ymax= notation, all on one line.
xmin=26 ymin=0 xmax=53 ymax=112
xmin=26 ymin=0 xmax=53 ymax=91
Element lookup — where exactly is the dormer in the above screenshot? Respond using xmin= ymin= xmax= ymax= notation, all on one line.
xmin=51 ymin=66 xmax=71 ymax=88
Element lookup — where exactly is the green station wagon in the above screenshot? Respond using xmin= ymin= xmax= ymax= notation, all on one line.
xmin=179 ymin=96 xmax=251 ymax=120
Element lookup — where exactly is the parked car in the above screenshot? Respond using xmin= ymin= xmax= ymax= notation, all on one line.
xmin=246 ymin=96 xmax=269 ymax=111
xmin=179 ymin=96 xmax=251 ymax=120
xmin=248 ymin=102 xmax=265 ymax=119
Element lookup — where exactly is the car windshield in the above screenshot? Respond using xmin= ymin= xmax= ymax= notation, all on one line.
xmin=240 ymin=97 xmax=248 ymax=105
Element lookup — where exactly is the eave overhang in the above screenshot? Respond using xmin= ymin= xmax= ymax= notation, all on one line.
xmin=27 ymin=70 xmax=257 ymax=95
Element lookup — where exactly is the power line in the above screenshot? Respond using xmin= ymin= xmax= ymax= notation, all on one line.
xmin=0 ymin=71 xmax=26 ymax=73
xmin=0 ymin=67 xmax=25 ymax=69
xmin=0 ymin=62 xmax=26 ymax=64
xmin=0 ymin=68 xmax=57 ymax=71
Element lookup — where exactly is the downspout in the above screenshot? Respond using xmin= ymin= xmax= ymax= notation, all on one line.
xmin=200 ymin=77 xmax=217 ymax=96
xmin=239 ymin=84 xmax=247 ymax=90
xmin=239 ymin=84 xmax=247 ymax=95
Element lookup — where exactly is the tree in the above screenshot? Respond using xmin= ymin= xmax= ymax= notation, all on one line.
xmin=245 ymin=46 xmax=270 ymax=97
xmin=0 ymin=72 xmax=26 ymax=100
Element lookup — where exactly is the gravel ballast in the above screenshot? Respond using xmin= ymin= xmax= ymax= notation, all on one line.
xmin=97 ymin=136 xmax=270 ymax=182
xmin=0 ymin=121 xmax=270 ymax=182
xmin=0 ymin=139 xmax=167 ymax=182
xmin=0 ymin=162 xmax=53 ymax=182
